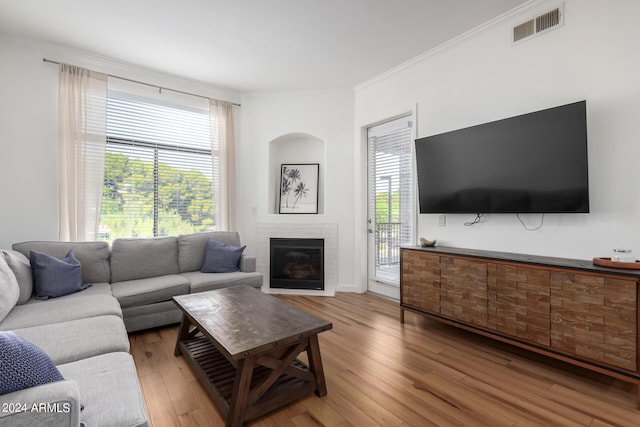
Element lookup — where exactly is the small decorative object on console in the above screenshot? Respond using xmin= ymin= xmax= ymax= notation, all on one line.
xmin=419 ymin=237 xmax=436 ymax=247
xmin=593 ymin=257 xmax=640 ymax=270
xmin=612 ymin=248 xmax=635 ymax=263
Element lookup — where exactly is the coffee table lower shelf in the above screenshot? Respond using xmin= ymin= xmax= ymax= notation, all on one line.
xmin=179 ymin=336 xmax=317 ymax=424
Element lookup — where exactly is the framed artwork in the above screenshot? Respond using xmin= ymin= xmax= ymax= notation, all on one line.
xmin=279 ymin=163 xmax=319 ymax=214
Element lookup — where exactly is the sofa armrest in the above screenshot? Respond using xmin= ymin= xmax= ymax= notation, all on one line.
xmin=0 ymin=380 xmax=81 ymax=427
xmin=239 ymin=255 xmax=256 ymax=272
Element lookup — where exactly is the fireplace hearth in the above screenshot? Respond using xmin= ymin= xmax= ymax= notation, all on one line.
xmin=270 ymin=238 xmax=324 ymax=290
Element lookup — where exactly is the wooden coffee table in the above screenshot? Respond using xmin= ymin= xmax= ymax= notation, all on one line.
xmin=173 ymin=286 xmax=332 ymax=427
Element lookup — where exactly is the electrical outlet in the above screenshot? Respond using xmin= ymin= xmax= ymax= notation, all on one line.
xmin=438 ymin=214 xmax=446 ymax=227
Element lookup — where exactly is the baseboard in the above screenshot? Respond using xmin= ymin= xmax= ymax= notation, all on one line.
xmin=262 ymin=287 xmax=335 ymax=297
xmin=336 ymin=283 xmax=362 ymax=293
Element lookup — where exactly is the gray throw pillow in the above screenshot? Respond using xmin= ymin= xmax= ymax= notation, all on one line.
xmin=0 ymin=257 xmax=20 ymax=322
xmin=0 ymin=331 xmax=65 ymax=395
xmin=200 ymin=238 xmax=246 ymax=273
xmin=1 ymin=249 xmax=33 ymax=304
xmin=30 ymin=249 xmax=91 ymax=300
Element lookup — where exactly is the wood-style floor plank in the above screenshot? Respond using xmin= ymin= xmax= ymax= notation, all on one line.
xmin=129 ymin=292 xmax=640 ymax=426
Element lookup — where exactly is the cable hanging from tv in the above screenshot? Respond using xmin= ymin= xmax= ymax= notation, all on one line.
xmin=517 ymin=213 xmax=545 ymax=231
xmin=464 ymin=213 xmax=484 ymax=226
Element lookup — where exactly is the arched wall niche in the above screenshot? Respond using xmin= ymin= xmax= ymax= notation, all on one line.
xmin=268 ymin=132 xmax=325 ymax=215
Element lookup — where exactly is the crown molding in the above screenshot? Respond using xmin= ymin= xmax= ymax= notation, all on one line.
xmin=354 ymin=0 xmax=544 ymax=93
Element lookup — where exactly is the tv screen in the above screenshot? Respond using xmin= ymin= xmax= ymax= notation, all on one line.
xmin=415 ymin=100 xmax=589 ymax=214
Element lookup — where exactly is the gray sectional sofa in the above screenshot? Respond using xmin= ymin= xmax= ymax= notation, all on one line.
xmin=0 ymin=231 xmax=262 ymax=427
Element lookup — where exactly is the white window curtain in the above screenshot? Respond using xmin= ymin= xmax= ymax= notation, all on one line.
xmin=209 ymin=100 xmax=236 ymax=231
xmin=58 ymin=64 xmax=107 ymax=241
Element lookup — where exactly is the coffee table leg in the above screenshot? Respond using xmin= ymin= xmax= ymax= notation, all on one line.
xmin=227 ymin=356 xmax=255 ymax=427
xmin=307 ymin=334 xmax=327 ymax=396
xmin=174 ymin=315 xmax=191 ymax=356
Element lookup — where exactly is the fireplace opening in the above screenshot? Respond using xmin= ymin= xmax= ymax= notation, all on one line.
xmin=270 ymin=238 xmax=324 ymax=290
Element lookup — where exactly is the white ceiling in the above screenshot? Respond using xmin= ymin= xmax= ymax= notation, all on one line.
xmin=0 ymin=0 xmax=529 ymax=93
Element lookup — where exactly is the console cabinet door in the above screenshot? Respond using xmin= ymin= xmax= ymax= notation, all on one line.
xmin=440 ymin=257 xmax=487 ymax=326
xmin=401 ymin=250 xmax=440 ymax=313
xmin=487 ymin=263 xmax=551 ymax=346
xmin=550 ymin=272 xmax=637 ymax=371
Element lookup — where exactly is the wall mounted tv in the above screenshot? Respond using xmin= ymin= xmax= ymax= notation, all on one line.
xmin=415 ymin=100 xmax=589 ymax=214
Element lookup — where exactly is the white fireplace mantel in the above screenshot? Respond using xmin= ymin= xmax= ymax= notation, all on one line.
xmin=257 ymin=223 xmax=338 ymax=296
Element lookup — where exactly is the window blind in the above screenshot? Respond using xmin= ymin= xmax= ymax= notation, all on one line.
xmin=368 ymin=117 xmax=414 ymax=284
xmin=99 ymin=91 xmax=215 ymax=241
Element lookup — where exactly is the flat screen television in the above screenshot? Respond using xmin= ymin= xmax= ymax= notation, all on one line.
xmin=414 ymin=100 xmax=589 ymax=214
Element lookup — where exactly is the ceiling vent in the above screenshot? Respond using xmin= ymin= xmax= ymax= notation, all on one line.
xmin=513 ymin=4 xmax=563 ymax=43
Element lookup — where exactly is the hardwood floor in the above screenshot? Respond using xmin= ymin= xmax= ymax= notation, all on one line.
xmin=128 ymin=292 xmax=640 ymax=426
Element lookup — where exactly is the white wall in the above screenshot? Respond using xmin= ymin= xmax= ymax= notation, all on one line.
xmin=0 ymin=36 xmax=59 ymax=248
xmin=0 ymin=34 xmax=241 ymax=249
xmin=237 ymin=89 xmax=357 ymax=290
xmin=354 ymin=0 xmax=640 ymax=287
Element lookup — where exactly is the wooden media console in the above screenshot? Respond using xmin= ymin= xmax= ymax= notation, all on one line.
xmin=400 ymin=246 xmax=640 ymax=408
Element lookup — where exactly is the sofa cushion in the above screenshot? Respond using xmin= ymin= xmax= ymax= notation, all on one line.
xmin=22 ymin=282 xmax=112 ymax=304
xmin=182 ymin=271 xmax=263 ymax=293
xmin=111 ymin=236 xmax=179 ymax=282
xmin=111 ymin=274 xmax=190 ymax=308
xmin=13 ymin=241 xmax=111 ymax=284
xmin=239 ymin=255 xmax=257 ymax=273
xmin=13 ymin=315 xmax=129 ymax=365
xmin=58 ymin=352 xmax=149 ymax=427
xmin=0 ymin=295 xmax=122 ymax=331
xmin=0 ymin=380 xmax=81 ymax=426
xmin=0 ymin=257 xmax=20 ymax=322
xmin=200 ymin=238 xmax=246 ymax=273
xmin=1 ymin=250 xmax=33 ymax=304
xmin=30 ymin=250 xmax=91 ymax=300
xmin=0 ymin=331 xmax=64 ymax=396
xmin=121 ymin=301 xmax=184 ymax=332
xmin=178 ymin=231 xmax=242 ymax=272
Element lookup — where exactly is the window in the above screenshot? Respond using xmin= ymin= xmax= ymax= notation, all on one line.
xmin=367 ymin=117 xmax=414 ymax=290
xmin=99 ymin=89 xmax=215 ymax=241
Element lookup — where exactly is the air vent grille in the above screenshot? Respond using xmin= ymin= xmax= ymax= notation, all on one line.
xmin=513 ymin=4 xmax=563 ymax=43
xmin=513 ymin=20 xmax=535 ymax=42
xmin=536 ymin=8 xmax=560 ymax=32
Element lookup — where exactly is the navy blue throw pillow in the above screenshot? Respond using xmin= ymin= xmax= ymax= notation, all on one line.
xmin=0 ymin=331 xmax=65 ymax=395
xmin=30 ymin=249 xmax=91 ymax=300
xmin=200 ymin=238 xmax=246 ymax=273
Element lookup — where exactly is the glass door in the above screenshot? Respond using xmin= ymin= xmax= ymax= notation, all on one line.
xmin=367 ymin=116 xmax=415 ymax=299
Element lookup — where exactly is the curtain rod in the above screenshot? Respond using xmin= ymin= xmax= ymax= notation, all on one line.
xmin=42 ymin=58 xmax=240 ymax=107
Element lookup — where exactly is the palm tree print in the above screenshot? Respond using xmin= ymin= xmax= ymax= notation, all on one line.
xmin=282 ymin=167 xmax=301 ymax=208
xmin=292 ymin=182 xmax=309 ymax=208
xmin=280 ymin=164 xmax=317 ymax=213
xmin=281 ymin=169 xmax=292 ymax=208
